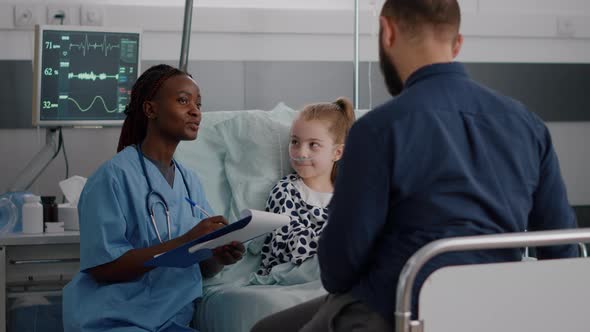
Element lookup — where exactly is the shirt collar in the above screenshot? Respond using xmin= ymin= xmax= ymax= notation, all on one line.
xmin=404 ymin=62 xmax=468 ymax=89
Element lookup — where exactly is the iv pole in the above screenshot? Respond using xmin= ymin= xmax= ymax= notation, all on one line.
xmin=177 ymin=0 xmax=361 ymax=109
xmin=177 ymin=0 xmax=361 ymax=108
xmin=179 ymin=0 xmax=194 ymax=72
xmin=354 ymin=0 xmax=360 ymax=111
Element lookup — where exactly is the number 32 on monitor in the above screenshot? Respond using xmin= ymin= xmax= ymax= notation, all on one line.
xmin=32 ymin=25 xmax=141 ymax=128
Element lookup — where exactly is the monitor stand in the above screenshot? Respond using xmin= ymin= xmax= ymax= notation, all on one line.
xmin=7 ymin=127 xmax=60 ymax=192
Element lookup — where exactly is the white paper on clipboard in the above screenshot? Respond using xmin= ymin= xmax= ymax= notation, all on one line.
xmin=188 ymin=209 xmax=290 ymax=253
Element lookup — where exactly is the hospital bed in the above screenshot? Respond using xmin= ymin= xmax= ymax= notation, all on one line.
xmin=395 ymin=228 xmax=590 ymax=332
xmin=175 ymin=103 xmax=366 ymax=331
xmin=178 ymin=104 xmax=588 ymax=331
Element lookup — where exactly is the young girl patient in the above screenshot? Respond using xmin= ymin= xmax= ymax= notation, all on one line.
xmin=257 ymin=97 xmax=355 ymax=275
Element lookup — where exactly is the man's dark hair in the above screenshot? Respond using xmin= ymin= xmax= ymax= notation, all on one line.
xmin=381 ymin=0 xmax=461 ymax=38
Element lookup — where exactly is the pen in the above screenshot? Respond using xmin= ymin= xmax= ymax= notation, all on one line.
xmin=185 ymin=197 xmax=211 ymax=218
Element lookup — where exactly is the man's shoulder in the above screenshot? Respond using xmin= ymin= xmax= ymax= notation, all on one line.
xmin=355 ymin=93 xmax=432 ymax=133
xmin=358 ymin=73 xmax=546 ymax=138
xmin=466 ymin=79 xmax=547 ymax=133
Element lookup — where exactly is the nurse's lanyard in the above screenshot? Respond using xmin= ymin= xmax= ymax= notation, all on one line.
xmin=137 ymin=144 xmax=194 ymax=243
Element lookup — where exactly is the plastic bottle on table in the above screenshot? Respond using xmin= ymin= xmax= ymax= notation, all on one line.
xmin=0 ymin=197 xmax=17 ymax=234
xmin=22 ymin=195 xmax=43 ymax=234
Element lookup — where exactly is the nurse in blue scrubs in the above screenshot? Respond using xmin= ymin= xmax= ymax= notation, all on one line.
xmin=62 ymin=64 xmax=244 ymax=331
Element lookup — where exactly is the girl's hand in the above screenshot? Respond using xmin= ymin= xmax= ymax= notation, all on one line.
xmin=212 ymin=241 xmax=245 ymax=265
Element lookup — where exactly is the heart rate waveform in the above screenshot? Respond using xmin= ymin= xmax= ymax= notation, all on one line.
xmin=67 ymin=96 xmax=119 ymax=113
xmin=68 ymin=34 xmax=121 ymax=57
xmin=68 ymin=71 xmax=119 ymax=81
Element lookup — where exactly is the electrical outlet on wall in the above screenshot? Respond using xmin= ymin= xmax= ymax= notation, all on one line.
xmin=557 ymin=16 xmax=576 ymax=38
xmin=81 ymin=5 xmax=104 ymax=26
xmin=47 ymin=5 xmax=80 ymax=25
xmin=14 ymin=5 xmax=43 ymax=27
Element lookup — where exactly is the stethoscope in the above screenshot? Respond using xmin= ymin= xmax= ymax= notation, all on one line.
xmin=137 ymin=144 xmax=195 ymax=244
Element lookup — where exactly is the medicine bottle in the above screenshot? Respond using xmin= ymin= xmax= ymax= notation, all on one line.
xmin=22 ymin=195 xmax=43 ymax=234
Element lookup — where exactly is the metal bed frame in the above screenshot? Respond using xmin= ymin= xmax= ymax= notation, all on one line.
xmin=395 ymin=228 xmax=590 ymax=332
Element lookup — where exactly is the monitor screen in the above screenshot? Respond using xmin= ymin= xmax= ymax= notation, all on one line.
xmin=33 ymin=25 xmax=141 ymax=127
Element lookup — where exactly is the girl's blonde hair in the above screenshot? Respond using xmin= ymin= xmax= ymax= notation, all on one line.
xmin=298 ymin=97 xmax=356 ymax=183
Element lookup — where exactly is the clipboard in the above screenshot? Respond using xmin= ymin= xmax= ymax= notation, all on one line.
xmin=144 ymin=209 xmax=290 ymax=268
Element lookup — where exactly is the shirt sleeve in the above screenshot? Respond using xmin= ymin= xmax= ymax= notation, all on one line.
xmin=79 ymin=164 xmax=134 ymax=271
xmin=265 ymin=180 xmax=298 ymax=219
xmin=318 ymin=119 xmax=392 ymax=293
xmin=528 ymin=126 xmax=579 ymax=258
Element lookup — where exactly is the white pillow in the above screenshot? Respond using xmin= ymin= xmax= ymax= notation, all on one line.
xmin=176 ymin=109 xmax=266 ymax=217
xmin=176 ymin=104 xmax=368 ymax=220
xmin=215 ymin=110 xmax=296 ymax=221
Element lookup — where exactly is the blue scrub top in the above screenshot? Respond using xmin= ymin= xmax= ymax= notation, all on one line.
xmin=63 ymin=147 xmax=214 ymax=332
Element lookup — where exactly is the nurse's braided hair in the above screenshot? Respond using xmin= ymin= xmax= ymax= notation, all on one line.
xmin=298 ymin=97 xmax=355 ymax=184
xmin=117 ymin=64 xmax=187 ymax=152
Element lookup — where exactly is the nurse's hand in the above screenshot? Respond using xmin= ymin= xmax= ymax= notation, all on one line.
xmin=212 ymin=241 xmax=245 ymax=265
xmin=181 ymin=215 xmax=228 ymax=243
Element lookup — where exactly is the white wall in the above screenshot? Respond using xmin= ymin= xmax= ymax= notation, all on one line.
xmin=0 ymin=128 xmax=120 ymax=197
xmin=0 ymin=0 xmax=352 ymax=9
xmin=0 ymin=0 xmax=589 ymax=205
xmin=548 ymin=123 xmax=590 ymax=206
xmin=2 ymin=1 xmax=590 ymax=62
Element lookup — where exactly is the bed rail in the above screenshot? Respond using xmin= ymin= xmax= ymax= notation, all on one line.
xmin=395 ymin=228 xmax=590 ymax=332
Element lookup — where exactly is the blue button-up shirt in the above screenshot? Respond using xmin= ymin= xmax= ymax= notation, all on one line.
xmin=318 ymin=62 xmax=578 ymax=320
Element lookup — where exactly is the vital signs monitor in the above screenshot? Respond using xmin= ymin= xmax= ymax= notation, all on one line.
xmin=32 ymin=25 xmax=141 ymax=127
